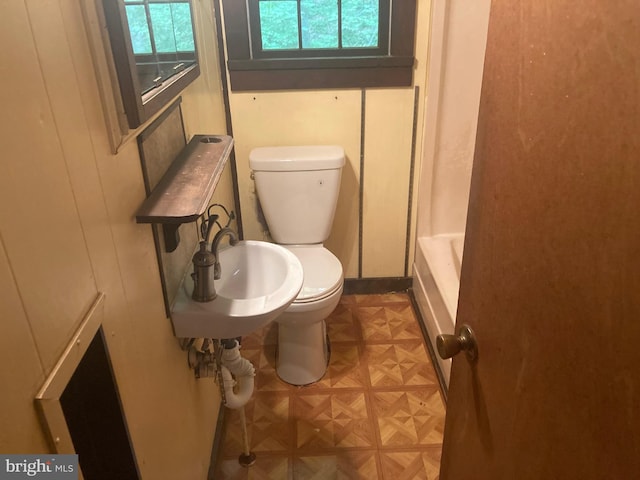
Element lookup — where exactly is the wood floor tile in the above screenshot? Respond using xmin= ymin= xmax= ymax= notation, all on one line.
xmin=379 ymin=449 xmax=441 ymax=480
xmin=394 ymin=342 xmax=439 ymax=386
xmin=294 ymin=392 xmax=375 ymax=450
xmin=326 ymin=304 xmax=363 ymax=342
xmin=215 ymin=293 xmax=445 ymax=479
xmin=248 ymin=345 xmax=292 ymax=392
xmin=338 ymin=295 xmax=358 ymax=305
xmin=222 ymin=393 xmax=291 ymax=455
xmin=359 ymin=305 xmax=422 ymax=342
xmin=293 ymin=451 xmax=380 ymax=479
xmin=364 ymin=341 xmax=438 ymax=387
xmin=363 ymin=344 xmax=404 ymax=387
xmin=371 ymin=389 xmax=445 ymax=447
xmin=216 ymin=455 xmax=290 ymax=480
xmin=308 ymin=344 xmax=368 ymax=389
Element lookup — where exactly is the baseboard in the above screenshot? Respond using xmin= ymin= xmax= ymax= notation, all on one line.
xmin=207 ymin=402 xmax=227 ymax=479
xmin=343 ymin=276 xmax=412 ymax=295
xmin=408 ymin=288 xmax=448 ymax=404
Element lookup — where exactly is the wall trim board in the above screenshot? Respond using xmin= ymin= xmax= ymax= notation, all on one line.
xmin=79 ymin=0 xmax=129 ymax=152
xmin=358 ymin=89 xmax=366 ymax=278
xmin=35 ymin=293 xmax=106 ymax=454
xmin=35 ymin=292 xmax=142 ymax=478
xmin=214 ymin=0 xmax=243 ymax=239
xmin=207 ymin=402 xmax=227 ymax=479
xmin=343 ymin=276 xmax=412 ymax=295
xmin=404 ymin=86 xmax=420 ymax=276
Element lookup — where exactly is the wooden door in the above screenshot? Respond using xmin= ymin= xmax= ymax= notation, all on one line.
xmin=440 ymin=1 xmax=640 ymax=478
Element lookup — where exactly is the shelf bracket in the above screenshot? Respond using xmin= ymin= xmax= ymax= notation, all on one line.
xmin=162 ymin=224 xmax=181 ymax=253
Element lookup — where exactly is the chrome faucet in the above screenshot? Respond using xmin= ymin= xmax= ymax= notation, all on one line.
xmin=211 ymin=227 xmax=239 ymax=279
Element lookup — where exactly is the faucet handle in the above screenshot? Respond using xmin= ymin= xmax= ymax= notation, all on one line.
xmin=207 ymin=204 xmax=235 ymax=228
xmin=199 ymin=213 xmax=220 ymax=243
xmin=223 ymin=210 xmax=236 ymax=228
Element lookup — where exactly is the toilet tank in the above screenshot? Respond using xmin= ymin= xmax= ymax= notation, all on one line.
xmin=249 ymin=146 xmax=345 ymax=244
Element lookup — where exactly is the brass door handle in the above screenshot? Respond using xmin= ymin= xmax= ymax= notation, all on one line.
xmin=436 ymin=325 xmax=478 ymax=361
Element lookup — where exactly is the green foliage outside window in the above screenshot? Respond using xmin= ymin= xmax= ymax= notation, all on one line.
xmin=125 ymin=1 xmax=195 ymax=55
xmin=258 ymin=0 xmax=379 ymax=51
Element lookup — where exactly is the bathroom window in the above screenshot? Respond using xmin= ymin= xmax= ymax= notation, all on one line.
xmin=102 ymin=0 xmax=200 ymax=128
xmin=220 ymin=0 xmax=417 ymax=90
xmin=252 ymin=0 xmax=388 ymax=57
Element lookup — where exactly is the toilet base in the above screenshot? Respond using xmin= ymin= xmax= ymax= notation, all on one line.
xmin=276 ymin=320 xmax=329 ymax=386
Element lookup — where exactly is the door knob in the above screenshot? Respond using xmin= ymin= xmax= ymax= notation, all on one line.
xmin=436 ymin=325 xmax=478 ymax=361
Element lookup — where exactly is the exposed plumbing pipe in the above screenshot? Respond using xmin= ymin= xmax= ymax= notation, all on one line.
xmin=219 ymin=340 xmax=255 ymax=409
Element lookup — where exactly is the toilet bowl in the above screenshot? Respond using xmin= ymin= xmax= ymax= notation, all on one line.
xmin=276 ymin=244 xmax=343 ymax=385
xmin=249 ymin=145 xmax=345 ymax=385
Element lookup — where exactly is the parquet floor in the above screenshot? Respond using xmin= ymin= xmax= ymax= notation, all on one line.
xmin=213 ymin=293 xmax=446 ymax=479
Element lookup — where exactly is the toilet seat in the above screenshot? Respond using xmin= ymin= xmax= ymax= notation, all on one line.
xmin=283 ymin=245 xmax=343 ymax=304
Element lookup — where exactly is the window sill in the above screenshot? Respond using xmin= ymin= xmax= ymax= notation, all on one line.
xmin=227 ymin=56 xmax=415 ymax=91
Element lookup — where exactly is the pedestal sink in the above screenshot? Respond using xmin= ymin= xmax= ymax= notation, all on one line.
xmin=171 ymin=240 xmax=303 ymax=339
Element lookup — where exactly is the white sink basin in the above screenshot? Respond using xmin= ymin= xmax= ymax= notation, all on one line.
xmin=171 ymin=240 xmax=303 ymax=339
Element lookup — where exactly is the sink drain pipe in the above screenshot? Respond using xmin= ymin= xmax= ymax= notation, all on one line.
xmin=218 ymin=338 xmax=257 ymax=467
xmin=219 ymin=339 xmax=255 ymax=409
xmin=185 ymin=337 xmax=256 ymax=465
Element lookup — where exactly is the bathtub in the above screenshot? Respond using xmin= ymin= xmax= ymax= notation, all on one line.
xmin=412 ymin=233 xmax=465 ymax=386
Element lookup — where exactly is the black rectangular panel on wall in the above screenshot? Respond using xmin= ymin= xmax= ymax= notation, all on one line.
xmin=60 ymin=328 xmax=139 ymax=480
xmin=137 ymin=98 xmax=191 ymax=318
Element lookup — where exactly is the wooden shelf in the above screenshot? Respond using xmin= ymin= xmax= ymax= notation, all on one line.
xmin=136 ymin=134 xmax=234 ymax=251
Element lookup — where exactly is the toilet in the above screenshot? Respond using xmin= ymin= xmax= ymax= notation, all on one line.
xmin=249 ymin=145 xmax=345 ymax=385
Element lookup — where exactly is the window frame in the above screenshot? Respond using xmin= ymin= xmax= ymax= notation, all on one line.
xmin=102 ymin=0 xmax=200 ymax=129
xmin=220 ymin=0 xmax=417 ymax=91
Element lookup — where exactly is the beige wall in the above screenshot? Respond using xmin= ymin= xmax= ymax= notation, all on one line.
xmin=226 ymin=1 xmax=432 ymax=279
xmin=0 ymin=1 xmax=231 ymax=478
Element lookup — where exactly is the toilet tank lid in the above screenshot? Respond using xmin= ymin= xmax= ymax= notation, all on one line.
xmin=249 ymin=145 xmax=345 ymax=171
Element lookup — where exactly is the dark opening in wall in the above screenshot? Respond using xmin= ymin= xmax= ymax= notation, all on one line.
xmin=60 ymin=328 xmax=139 ymax=480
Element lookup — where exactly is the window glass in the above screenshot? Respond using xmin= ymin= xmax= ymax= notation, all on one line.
xmin=149 ymin=4 xmax=178 ymax=53
xmin=122 ymin=1 xmax=197 ymax=94
xmin=258 ymin=0 xmax=379 ymax=52
xmin=170 ymin=3 xmax=196 ymax=51
xmin=148 ymin=3 xmax=195 ymax=53
xmin=259 ymin=1 xmax=299 ymax=50
xmin=125 ymin=4 xmax=152 ymax=54
xmin=124 ymin=2 xmax=196 ymax=55
xmin=341 ymin=0 xmax=379 ymax=48
xmin=301 ymin=0 xmax=338 ymax=49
